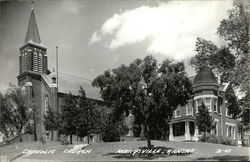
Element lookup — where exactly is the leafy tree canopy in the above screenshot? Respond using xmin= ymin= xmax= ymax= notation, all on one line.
xmin=0 ymin=84 xmax=31 ymax=140
xmin=190 ymin=0 xmax=249 ymax=92
xmin=92 ymin=55 xmax=192 ymax=148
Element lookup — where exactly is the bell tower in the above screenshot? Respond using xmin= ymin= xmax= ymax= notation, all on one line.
xmin=17 ymin=2 xmax=50 ymax=139
xmin=19 ymin=4 xmax=48 ymax=75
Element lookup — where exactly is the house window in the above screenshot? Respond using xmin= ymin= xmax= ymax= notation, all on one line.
xmin=226 ymin=125 xmax=228 ymax=137
xmin=214 ymin=121 xmax=218 ymax=136
xmin=228 ymin=126 xmax=232 ymax=137
xmin=205 ymin=98 xmax=211 ymax=111
xmin=218 ymin=98 xmax=221 ymax=114
xmin=196 ymin=98 xmax=202 ymax=113
xmin=226 ymin=107 xmax=232 ymax=117
xmin=233 ymin=127 xmax=236 ymax=139
xmin=213 ymin=98 xmax=218 ymax=112
xmin=186 ymin=105 xmax=193 ymax=116
xmin=175 ymin=110 xmax=181 ymax=118
xmin=238 ymin=133 xmax=241 ymax=140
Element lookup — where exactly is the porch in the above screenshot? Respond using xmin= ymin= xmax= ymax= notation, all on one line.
xmin=169 ymin=116 xmax=199 ymax=141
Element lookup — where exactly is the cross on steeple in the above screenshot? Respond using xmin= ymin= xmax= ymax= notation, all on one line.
xmin=31 ymin=0 xmax=34 ymax=10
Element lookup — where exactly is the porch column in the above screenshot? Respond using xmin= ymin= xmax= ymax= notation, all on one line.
xmin=194 ymin=124 xmax=199 ymax=141
xmin=169 ymin=123 xmax=173 ymax=141
xmin=185 ymin=121 xmax=190 ymax=140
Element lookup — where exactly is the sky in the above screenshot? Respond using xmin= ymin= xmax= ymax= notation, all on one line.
xmin=0 ymin=0 xmax=233 ymax=93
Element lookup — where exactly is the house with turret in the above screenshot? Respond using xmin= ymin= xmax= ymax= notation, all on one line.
xmin=169 ymin=67 xmax=241 ymax=144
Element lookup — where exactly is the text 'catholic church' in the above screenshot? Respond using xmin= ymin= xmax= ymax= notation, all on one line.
xmin=17 ymin=5 xmax=242 ymax=144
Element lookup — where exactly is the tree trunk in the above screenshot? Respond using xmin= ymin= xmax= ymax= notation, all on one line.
xmin=70 ymin=134 xmax=73 ymax=144
xmin=34 ymin=123 xmax=37 ymax=141
xmin=146 ymin=125 xmax=151 ymax=149
xmin=140 ymin=124 xmax=146 ymax=140
xmin=87 ymin=135 xmax=90 ymax=144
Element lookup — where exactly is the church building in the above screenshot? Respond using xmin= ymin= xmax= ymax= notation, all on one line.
xmin=17 ymin=6 xmax=103 ymax=140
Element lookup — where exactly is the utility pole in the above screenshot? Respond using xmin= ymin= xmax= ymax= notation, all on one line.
xmin=56 ymin=46 xmax=59 ymax=112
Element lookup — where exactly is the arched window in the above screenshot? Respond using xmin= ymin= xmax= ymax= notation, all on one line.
xmin=33 ymin=52 xmax=38 ymax=72
xmin=38 ymin=53 xmax=43 ymax=73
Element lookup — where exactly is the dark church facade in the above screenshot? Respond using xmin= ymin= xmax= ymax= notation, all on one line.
xmin=17 ymin=7 xmax=103 ymax=141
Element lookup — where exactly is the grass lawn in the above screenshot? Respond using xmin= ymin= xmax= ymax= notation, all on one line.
xmin=0 ymin=140 xmax=249 ymax=161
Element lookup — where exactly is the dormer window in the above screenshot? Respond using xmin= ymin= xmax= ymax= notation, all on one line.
xmin=175 ymin=110 xmax=181 ymax=118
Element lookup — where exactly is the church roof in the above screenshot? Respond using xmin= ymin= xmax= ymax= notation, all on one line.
xmin=25 ymin=8 xmax=41 ymax=44
xmin=41 ymin=73 xmax=102 ymax=101
xmin=193 ymin=66 xmax=217 ymax=86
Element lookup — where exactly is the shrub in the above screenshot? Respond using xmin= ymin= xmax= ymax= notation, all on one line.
xmin=102 ymin=123 xmax=120 ymax=142
xmin=60 ymin=135 xmax=69 ymax=145
xmin=39 ymin=136 xmax=46 ymax=145
xmin=207 ymin=134 xmax=219 ymax=143
xmin=199 ymin=134 xmax=237 ymax=146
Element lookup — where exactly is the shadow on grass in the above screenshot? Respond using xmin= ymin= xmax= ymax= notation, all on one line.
xmin=103 ymin=146 xmax=193 ymax=160
xmin=197 ymin=155 xmax=249 ymax=161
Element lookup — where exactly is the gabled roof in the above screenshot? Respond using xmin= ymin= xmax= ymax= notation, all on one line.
xmin=25 ymin=8 xmax=41 ymax=44
xmin=41 ymin=72 xmax=102 ymax=101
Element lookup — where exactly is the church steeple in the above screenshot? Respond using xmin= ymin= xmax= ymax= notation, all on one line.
xmin=25 ymin=4 xmax=41 ymax=44
xmin=19 ymin=2 xmax=48 ymax=75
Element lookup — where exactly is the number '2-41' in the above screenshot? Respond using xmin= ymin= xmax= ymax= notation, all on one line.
xmin=215 ymin=149 xmax=231 ymax=153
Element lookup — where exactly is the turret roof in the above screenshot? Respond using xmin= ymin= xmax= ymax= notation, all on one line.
xmin=193 ymin=66 xmax=218 ymax=86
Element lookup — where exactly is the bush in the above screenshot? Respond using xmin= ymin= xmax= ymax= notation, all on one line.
xmin=102 ymin=123 xmax=120 ymax=142
xmin=199 ymin=134 xmax=237 ymax=146
xmin=60 ymin=135 xmax=69 ymax=145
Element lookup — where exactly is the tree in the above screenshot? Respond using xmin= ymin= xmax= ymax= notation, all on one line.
xmin=225 ymin=84 xmax=241 ymax=119
xmin=61 ymin=92 xmax=77 ymax=144
xmin=74 ymin=86 xmax=97 ymax=143
xmin=0 ymin=84 xmax=31 ymax=142
xmin=76 ymin=86 xmax=108 ymax=143
xmin=191 ymin=0 xmax=249 ymax=91
xmin=190 ymin=0 xmax=249 ymax=125
xmin=0 ymin=92 xmax=11 ymax=138
xmin=102 ymin=117 xmax=121 ymax=142
xmin=238 ymin=91 xmax=250 ymax=146
xmin=92 ymin=55 xmax=192 ymax=149
xmin=44 ymin=106 xmax=60 ymax=140
xmin=196 ymin=103 xmax=215 ymax=142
